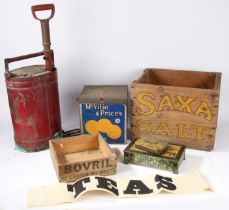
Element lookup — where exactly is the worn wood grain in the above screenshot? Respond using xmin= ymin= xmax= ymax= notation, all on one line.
xmin=49 ymin=133 xmax=117 ymax=182
xmin=131 ymin=68 xmax=221 ymax=151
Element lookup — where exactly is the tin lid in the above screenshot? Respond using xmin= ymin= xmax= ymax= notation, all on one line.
xmin=134 ymin=138 xmax=168 ymax=155
xmin=124 ymin=139 xmax=185 ymax=161
xmin=9 ymin=65 xmax=50 ymax=78
xmin=78 ymin=85 xmax=128 ymax=104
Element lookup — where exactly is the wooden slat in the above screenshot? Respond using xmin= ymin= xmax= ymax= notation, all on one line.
xmin=131 ymin=68 xmax=221 ymax=151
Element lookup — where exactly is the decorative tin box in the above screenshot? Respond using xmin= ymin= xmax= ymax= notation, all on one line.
xmin=131 ymin=68 xmax=221 ymax=151
xmin=78 ymin=85 xmax=128 ymax=144
xmin=134 ymin=138 xmax=168 ymax=155
xmin=49 ymin=133 xmax=117 ymax=182
xmin=124 ymin=139 xmax=185 ymax=174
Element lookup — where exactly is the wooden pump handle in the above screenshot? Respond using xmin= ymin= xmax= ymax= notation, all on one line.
xmin=31 ymin=4 xmax=55 ymax=21
xmin=31 ymin=4 xmax=55 ymax=71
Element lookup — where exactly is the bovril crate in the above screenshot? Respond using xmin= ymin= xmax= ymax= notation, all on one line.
xmin=49 ymin=133 xmax=117 ymax=182
xmin=131 ymin=68 xmax=221 ymax=151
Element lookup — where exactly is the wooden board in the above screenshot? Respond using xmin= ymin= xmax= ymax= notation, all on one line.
xmin=131 ymin=68 xmax=221 ymax=151
xmin=49 ymin=133 xmax=117 ymax=182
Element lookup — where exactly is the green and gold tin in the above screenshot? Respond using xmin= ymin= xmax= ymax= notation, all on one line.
xmin=124 ymin=139 xmax=185 ymax=174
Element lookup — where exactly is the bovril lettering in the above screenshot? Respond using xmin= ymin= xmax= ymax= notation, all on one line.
xmin=64 ymin=159 xmax=113 ymax=174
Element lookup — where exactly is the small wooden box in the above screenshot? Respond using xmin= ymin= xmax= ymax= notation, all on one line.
xmin=124 ymin=139 xmax=185 ymax=174
xmin=131 ymin=68 xmax=221 ymax=151
xmin=78 ymin=85 xmax=128 ymax=144
xmin=49 ymin=133 xmax=117 ymax=182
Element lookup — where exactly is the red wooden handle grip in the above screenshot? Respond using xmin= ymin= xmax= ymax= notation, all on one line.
xmin=31 ymin=4 xmax=55 ymax=21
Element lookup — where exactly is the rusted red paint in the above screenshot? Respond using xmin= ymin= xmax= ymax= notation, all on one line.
xmin=31 ymin=4 xmax=55 ymax=71
xmin=5 ymin=67 xmax=61 ymax=151
xmin=4 ymin=4 xmax=61 ymax=152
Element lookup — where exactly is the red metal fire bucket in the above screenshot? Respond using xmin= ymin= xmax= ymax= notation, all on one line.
xmin=4 ymin=4 xmax=62 ymax=152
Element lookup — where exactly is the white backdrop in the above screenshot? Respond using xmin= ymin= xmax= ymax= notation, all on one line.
xmin=0 ymin=0 xmax=229 ymax=210
xmin=1 ymin=0 xmax=229 ymax=132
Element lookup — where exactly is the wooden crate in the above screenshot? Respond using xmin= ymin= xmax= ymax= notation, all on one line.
xmin=49 ymin=133 xmax=117 ymax=182
xmin=131 ymin=68 xmax=221 ymax=151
